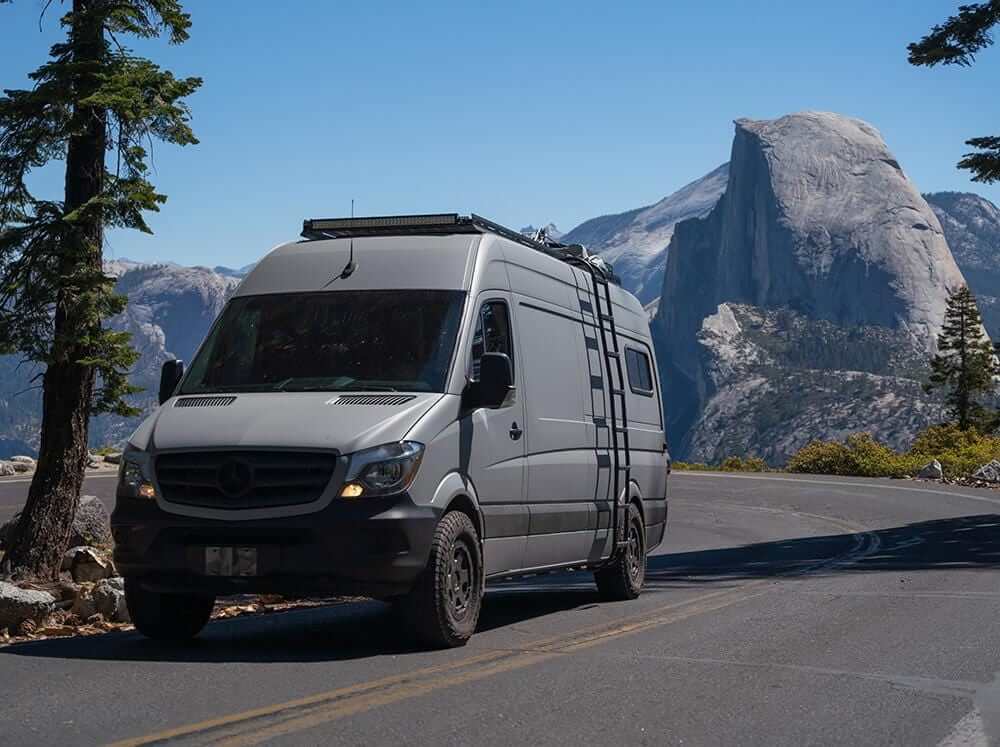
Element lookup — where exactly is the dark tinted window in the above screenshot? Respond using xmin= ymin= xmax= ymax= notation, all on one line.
xmin=470 ymin=301 xmax=513 ymax=380
xmin=625 ymin=347 xmax=654 ymax=395
xmin=181 ymin=290 xmax=466 ymax=394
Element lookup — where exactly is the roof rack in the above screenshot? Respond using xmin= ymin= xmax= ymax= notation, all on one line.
xmin=300 ymin=212 xmax=620 ymax=285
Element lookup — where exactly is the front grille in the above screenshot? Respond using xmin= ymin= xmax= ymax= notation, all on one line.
xmin=175 ymin=396 xmax=237 ymax=408
xmin=155 ymin=451 xmax=338 ymax=509
xmin=331 ymin=394 xmax=415 ymax=406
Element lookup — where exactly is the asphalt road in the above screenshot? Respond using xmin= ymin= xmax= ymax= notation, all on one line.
xmin=2 ymin=471 xmax=1000 ymax=746
xmin=0 ymin=472 xmax=118 ymax=523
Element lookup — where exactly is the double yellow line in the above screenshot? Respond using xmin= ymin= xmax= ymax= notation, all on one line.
xmin=111 ymin=511 xmax=878 ymax=746
xmin=109 ymin=582 xmax=771 ymax=747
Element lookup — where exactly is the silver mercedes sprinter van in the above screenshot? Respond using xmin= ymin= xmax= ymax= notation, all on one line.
xmin=111 ymin=214 xmax=669 ymax=647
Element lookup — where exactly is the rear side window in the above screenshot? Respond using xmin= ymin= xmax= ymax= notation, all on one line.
xmin=625 ymin=347 xmax=654 ymax=396
xmin=470 ymin=301 xmax=513 ymax=380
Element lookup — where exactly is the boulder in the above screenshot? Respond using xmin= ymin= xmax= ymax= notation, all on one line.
xmin=69 ymin=495 xmax=112 ymax=548
xmin=69 ymin=546 xmax=114 ymax=583
xmin=0 ymin=495 xmax=111 ymax=552
xmin=92 ymin=577 xmax=129 ymax=623
xmin=0 ymin=581 xmax=55 ymax=630
xmin=10 ymin=461 xmax=32 ymax=473
xmin=0 ymin=462 xmax=16 ymax=477
xmin=9 ymin=455 xmax=35 ymax=465
xmin=102 ymin=452 xmax=122 ymax=465
xmin=71 ymin=583 xmax=98 ymax=620
xmin=917 ymin=460 xmax=943 ymax=480
xmin=973 ymin=460 xmax=1000 ymax=483
xmin=62 ymin=545 xmax=94 ymax=571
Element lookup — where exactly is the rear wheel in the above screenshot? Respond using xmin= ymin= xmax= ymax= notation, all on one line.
xmin=125 ymin=579 xmax=215 ymax=641
xmin=595 ymin=503 xmax=646 ymax=601
xmin=399 ymin=511 xmax=483 ymax=648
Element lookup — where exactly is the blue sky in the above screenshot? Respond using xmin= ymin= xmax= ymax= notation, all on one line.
xmin=2 ymin=0 xmax=999 ymax=268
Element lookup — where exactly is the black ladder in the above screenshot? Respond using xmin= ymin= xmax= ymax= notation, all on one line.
xmin=567 ymin=259 xmax=632 ymax=554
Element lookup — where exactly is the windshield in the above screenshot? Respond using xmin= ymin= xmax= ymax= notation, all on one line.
xmin=180 ymin=290 xmax=466 ymax=394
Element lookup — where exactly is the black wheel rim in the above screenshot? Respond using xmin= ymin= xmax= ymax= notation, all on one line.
xmin=626 ymin=519 xmax=643 ymax=583
xmin=447 ymin=541 xmax=474 ymax=619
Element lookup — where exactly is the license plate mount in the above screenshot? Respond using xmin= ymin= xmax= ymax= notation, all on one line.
xmin=204 ymin=546 xmax=258 ymax=576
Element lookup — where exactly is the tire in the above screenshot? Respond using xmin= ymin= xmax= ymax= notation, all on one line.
xmin=125 ymin=578 xmax=216 ymax=642
xmin=595 ymin=502 xmax=646 ymax=601
xmin=399 ymin=511 xmax=483 ymax=648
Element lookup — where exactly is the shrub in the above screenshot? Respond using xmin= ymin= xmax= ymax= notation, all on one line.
xmin=786 ymin=424 xmax=1000 ymax=479
xmin=910 ymin=424 xmax=984 ymax=455
xmin=671 ymin=461 xmax=711 ymax=471
xmin=786 ymin=433 xmax=921 ymax=478
xmin=719 ymin=456 xmax=768 ymax=472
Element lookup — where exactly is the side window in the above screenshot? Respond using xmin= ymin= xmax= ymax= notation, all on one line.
xmin=625 ymin=347 xmax=654 ymax=396
xmin=470 ymin=301 xmax=513 ymax=380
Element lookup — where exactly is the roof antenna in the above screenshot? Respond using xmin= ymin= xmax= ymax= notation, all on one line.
xmin=340 ymin=199 xmax=357 ymax=279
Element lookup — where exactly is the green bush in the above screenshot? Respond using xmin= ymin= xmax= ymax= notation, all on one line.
xmin=787 ymin=425 xmax=1000 ymax=479
xmin=786 ymin=432 xmax=922 ymax=478
xmin=671 ymin=461 xmax=712 ymax=471
xmin=719 ymin=456 xmax=768 ymax=472
xmin=672 ymin=457 xmax=769 ymax=472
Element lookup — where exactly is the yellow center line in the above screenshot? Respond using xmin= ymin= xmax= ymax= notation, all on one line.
xmin=109 ymin=583 xmax=771 ymax=747
xmin=109 ymin=508 xmax=877 ymax=746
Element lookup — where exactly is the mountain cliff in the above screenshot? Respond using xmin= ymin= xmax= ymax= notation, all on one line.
xmin=0 ymin=263 xmax=239 ymax=456
xmin=925 ymin=191 xmax=1000 ymax=337
xmin=655 ymin=112 xmax=966 ymax=463
xmin=561 ymin=164 xmax=729 ymax=304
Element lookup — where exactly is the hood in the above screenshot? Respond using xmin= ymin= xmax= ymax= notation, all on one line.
xmin=129 ymin=392 xmax=443 ymax=454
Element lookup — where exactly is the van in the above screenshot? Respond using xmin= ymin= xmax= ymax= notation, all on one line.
xmin=111 ymin=214 xmax=670 ymax=647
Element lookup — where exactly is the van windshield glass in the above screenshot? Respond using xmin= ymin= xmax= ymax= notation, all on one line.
xmin=180 ymin=290 xmax=466 ymax=394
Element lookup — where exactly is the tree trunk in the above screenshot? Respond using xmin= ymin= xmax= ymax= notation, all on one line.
xmin=2 ymin=0 xmax=105 ymax=580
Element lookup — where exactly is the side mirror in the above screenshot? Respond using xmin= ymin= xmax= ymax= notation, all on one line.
xmin=478 ymin=352 xmax=514 ymax=409
xmin=159 ymin=359 xmax=184 ymax=405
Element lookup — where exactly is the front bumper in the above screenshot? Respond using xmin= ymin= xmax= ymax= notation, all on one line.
xmin=111 ymin=492 xmax=439 ymax=598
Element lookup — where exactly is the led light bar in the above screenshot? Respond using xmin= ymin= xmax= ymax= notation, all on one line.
xmin=303 ymin=213 xmax=460 ymax=235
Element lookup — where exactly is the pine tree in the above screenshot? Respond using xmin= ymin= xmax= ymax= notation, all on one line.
xmin=908 ymin=1 xmax=1000 ymax=183
xmin=0 ymin=0 xmax=200 ymax=579
xmin=926 ymin=285 xmax=998 ymax=430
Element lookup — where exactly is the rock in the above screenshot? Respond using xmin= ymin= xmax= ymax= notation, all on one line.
xmin=917 ymin=460 xmax=943 ymax=480
xmin=92 ymin=577 xmax=129 ymax=623
xmin=62 ymin=545 xmax=94 ymax=571
xmin=9 ymin=455 xmax=35 ymax=465
xmin=1 ymin=495 xmax=111 ymax=552
xmin=652 ymin=112 xmax=966 ymax=463
xmin=926 ymin=192 xmax=1000 ymax=339
xmin=0 ymin=581 xmax=56 ymax=630
xmin=561 ymin=163 xmax=730 ymax=305
xmin=71 ymin=584 xmax=98 ymax=620
xmin=9 ymin=461 xmax=31 ymax=473
xmin=973 ymin=460 xmax=1000 ymax=483
xmin=69 ymin=495 xmax=112 ymax=548
xmin=102 ymin=452 xmax=122 ymax=465
xmin=69 ymin=547 xmax=114 ymax=583
xmin=87 ymin=456 xmax=102 ymax=469
xmin=0 ymin=462 xmax=16 ymax=477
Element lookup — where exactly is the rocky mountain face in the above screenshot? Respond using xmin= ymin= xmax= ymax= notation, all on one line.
xmin=654 ymin=112 xmax=966 ymax=464
xmin=562 ymin=164 xmax=729 ymax=304
xmin=925 ymin=192 xmax=1000 ymax=337
xmin=0 ymin=263 xmax=239 ymax=457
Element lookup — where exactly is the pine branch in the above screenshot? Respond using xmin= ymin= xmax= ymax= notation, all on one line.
xmin=908 ymin=1 xmax=1000 ymax=67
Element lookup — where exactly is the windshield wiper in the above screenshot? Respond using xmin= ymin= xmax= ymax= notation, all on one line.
xmin=338 ymin=384 xmax=399 ymax=392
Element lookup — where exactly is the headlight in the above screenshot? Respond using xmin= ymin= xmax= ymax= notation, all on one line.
xmin=118 ymin=447 xmax=157 ymax=499
xmin=340 ymin=441 xmax=424 ymax=498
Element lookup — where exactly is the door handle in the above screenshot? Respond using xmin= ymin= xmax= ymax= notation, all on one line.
xmin=509 ymin=421 xmax=523 ymax=441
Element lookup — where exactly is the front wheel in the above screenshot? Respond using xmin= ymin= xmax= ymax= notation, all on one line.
xmin=595 ymin=503 xmax=646 ymax=601
xmin=125 ymin=579 xmax=215 ymax=641
xmin=399 ymin=511 xmax=483 ymax=648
